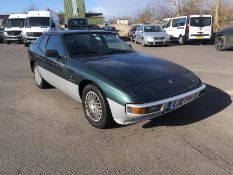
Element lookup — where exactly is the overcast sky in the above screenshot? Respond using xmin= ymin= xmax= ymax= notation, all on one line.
xmin=0 ymin=0 xmax=165 ymax=17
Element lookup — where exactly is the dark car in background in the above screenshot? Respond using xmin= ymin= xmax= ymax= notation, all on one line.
xmin=215 ymin=27 xmax=233 ymax=51
xmin=128 ymin=25 xmax=140 ymax=42
xmin=102 ymin=26 xmax=119 ymax=35
xmin=28 ymin=30 xmax=205 ymax=129
xmin=0 ymin=27 xmax=4 ymax=43
xmin=66 ymin=18 xmax=88 ymax=30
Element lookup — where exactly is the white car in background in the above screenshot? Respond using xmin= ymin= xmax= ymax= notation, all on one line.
xmin=135 ymin=24 xmax=170 ymax=47
xmin=4 ymin=14 xmax=26 ymax=44
xmin=22 ymin=11 xmax=60 ymax=47
xmin=164 ymin=15 xmax=213 ymax=44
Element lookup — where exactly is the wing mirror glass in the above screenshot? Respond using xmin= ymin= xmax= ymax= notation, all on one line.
xmin=45 ymin=50 xmax=59 ymax=59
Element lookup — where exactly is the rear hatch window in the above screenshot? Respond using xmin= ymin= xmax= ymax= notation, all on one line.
xmin=190 ymin=17 xmax=212 ymax=27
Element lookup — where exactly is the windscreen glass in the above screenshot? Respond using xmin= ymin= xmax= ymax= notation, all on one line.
xmin=64 ymin=33 xmax=133 ymax=58
xmin=6 ymin=18 xmax=25 ymax=28
xmin=190 ymin=17 xmax=212 ymax=27
xmin=144 ymin=26 xmax=164 ymax=32
xmin=68 ymin=19 xmax=87 ymax=27
xmin=25 ymin=17 xmax=50 ymax=27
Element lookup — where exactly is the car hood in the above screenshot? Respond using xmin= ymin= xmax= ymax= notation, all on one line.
xmin=144 ymin=32 xmax=168 ymax=37
xmin=83 ymin=53 xmax=201 ymax=102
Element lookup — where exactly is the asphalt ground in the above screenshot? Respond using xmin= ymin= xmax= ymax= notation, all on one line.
xmin=0 ymin=42 xmax=232 ymax=175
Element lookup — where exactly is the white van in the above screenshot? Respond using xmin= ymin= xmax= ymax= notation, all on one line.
xmin=22 ymin=11 xmax=60 ymax=47
xmin=164 ymin=15 xmax=213 ymax=44
xmin=4 ymin=14 xmax=26 ymax=44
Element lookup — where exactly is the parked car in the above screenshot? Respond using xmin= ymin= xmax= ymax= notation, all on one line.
xmin=66 ymin=18 xmax=88 ymax=30
xmin=28 ymin=30 xmax=206 ymax=129
xmin=215 ymin=28 xmax=233 ymax=51
xmin=22 ymin=11 xmax=60 ymax=47
xmin=3 ymin=14 xmax=26 ymax=44
xmin=0 ymin=27 xmax=4 ymax=43
xmin=128 ymin=25 xmax=140 ymax=42
xmin=102 ymin=26 xmax=119 ymax=35
xmin=88 ymin=24 xmax=102 ymax=30
xmin=135 ymin=24 xmax=170 ymax=47
xmin=164 ymin=15 xmax=213 ymax=45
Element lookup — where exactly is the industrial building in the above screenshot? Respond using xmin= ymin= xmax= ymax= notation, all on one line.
xmin=64 ymin=0 xmax=104 ymax=25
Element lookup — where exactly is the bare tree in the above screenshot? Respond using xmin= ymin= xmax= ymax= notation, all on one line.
xmin=168 ymin=0 xmax=207 ymax=16
xmin=23 ymin=4 xmax=38 ymax=13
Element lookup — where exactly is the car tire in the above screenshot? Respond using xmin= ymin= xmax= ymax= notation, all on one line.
xmin=24 ymin=43 xmax=29 ymax=47
xmin=33 ymin=64 xmax=50 ymax=89
xmin=215 ymin=36 xmax=227 ymax=51
xmin=179 ymin=36 xmax=185 ymax=45
xmin=142 ymin=39 xmax=147 ymax=47
xmin=131 ymin=36 xmax=134 ymax=42
xmin=82 ymin=84 xmax=114 ymax=129
xmin=6 ymin=41 xmax=11 ymax=44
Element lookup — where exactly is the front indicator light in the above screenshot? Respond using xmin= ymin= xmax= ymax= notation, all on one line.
xmin=127 ymin=105 xmax=162 ymax=115
xmin=127 ymin=107 xmax=147 ymax=114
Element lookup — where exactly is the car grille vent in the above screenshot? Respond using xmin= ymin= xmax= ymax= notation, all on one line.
xmin=7 ymin=31 xmax=21 ymax=36
xmin=26 ymin=32 xmax=43 ymax=37
xmin=154 ymin=37 xmax=165 ymax=40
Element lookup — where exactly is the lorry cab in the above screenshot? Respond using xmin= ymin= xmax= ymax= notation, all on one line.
xmin=66 ymin=18 xmax=88 ymax=30
xmin=4 ymin=14 xmax=26 ymax=44
xmin=22 ymin=11 xmax=60 ymax=47
xmin=164 ymin=15 xmax=213 ymax=44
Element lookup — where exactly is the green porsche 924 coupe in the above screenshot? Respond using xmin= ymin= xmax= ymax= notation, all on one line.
xmin=28 ymin=30 xmax=206 ymax=128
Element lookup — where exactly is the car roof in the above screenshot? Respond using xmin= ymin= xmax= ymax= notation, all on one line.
xmin=46 ymin=30 xmax=115 ymax=36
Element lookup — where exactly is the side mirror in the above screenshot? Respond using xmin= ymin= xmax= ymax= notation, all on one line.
xmin=51 ymin=23 xmax=55 ymax=29
xmin=45 ymin=50 xmax=59 ymax=59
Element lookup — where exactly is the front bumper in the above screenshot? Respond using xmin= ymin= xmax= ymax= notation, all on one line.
xmin=23 ymin=36 xmax=38 ymax=44
xmin=4 ymin=35 xmax=22 ymax=42
xmin=145 ymin=39 xmax=169 ymax=45
xmin=109 ymin=84 xmax=206 ymax=125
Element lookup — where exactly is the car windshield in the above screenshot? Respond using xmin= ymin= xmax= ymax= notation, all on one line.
xmin=144 ymin=26 xmax=164 ymax=32
xmin=68 ymin=19 xmax=87 ymax=27
xmin=103 ymin=27 xmax=117 ymax=31
xmin=132 ymin=26 xmax=140 ymax=31
xmin=6 ymin=18 xmax=25 ymax=28
xmin=25 ymin=17 xmax=50 ymax=27
xmin=64 ymin=33 xmax=134 ymax=58
xmin=190 ymin=17 xmax=212 ymax=27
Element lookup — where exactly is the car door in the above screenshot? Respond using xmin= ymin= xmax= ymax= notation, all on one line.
xmin=228 ymin=29 xmax=233 ymax=46
xmin=39 ymin=34 xmax=70 ymax=93
xmin=136 ymin=26 xmax=143 ymax=42
xmin=172 ymin=17 xmax=186 ymax=38
xmin=164 ymin=19 xmax=173 ymax=37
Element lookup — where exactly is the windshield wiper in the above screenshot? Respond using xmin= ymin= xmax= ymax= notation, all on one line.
xmin=104 ymin=50 xmax=133 ymax=55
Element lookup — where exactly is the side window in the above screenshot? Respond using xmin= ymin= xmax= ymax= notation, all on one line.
xmin=179 ymin=18 xmax=186 ymax=26
xmin=39 ymin=35 xmax=49 ymax=51
xmin=166 ymin=20 xmax=172 ymax=28
xmin=172 ymin=19 xmax=179 ymax=27
xmin=46 ymin=35 xmax=65 ymax=57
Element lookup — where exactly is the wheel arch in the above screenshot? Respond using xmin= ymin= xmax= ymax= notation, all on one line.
xmin=30 ymin=59 xmax=35 ymax=72
xmin=79 ymin=80 xmax=94 ymax=98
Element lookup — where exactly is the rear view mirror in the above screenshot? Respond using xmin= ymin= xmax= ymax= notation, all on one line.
xmin=45 ymin=50 xmax=59 ymax=59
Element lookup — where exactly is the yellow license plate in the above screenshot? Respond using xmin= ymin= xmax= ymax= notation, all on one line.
xmin=196 ymin=36 xmax=204 ymax=38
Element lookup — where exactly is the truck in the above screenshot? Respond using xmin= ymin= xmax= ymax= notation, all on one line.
xmin=4 ymin=14 xmax=26 ymax=44
xmin=22 ymin=11 xmax=60 ymax=47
